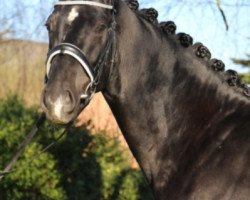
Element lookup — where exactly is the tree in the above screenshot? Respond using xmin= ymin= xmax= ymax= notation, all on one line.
xmin=232 ymin=55 xmax=250 ymax=83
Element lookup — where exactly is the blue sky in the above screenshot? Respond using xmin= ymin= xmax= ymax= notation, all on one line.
xmin=1 ymin=0 xmax=249 ymax=72
xmin=140 ymin=0 xmax=250 ymax=72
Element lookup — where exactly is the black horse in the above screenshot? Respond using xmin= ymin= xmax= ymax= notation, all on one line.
xmin=41 ymin=0 xmax=250 ymax=199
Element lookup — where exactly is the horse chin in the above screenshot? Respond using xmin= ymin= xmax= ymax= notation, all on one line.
xmin=45 ymin=113 xmax=74 ymax=125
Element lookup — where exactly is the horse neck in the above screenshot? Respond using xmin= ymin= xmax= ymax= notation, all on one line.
xmin=103 ymin=1 xmax=250 ymax=188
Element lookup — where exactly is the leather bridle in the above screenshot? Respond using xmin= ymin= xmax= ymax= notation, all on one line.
xmin=46 ymin=0 xmax=117 ymax=104
xmin=1 ymin=0 xmax=118 ymax=183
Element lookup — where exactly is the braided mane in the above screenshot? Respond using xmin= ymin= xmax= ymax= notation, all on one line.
xmin=124 ymin=0 xmax=250 ymax=98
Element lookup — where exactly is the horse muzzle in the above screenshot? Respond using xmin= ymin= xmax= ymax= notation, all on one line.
xmin=41 ymin=87 xmax=78 ymax=124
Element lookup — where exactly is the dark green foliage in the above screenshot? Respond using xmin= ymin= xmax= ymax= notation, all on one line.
xmin=0 ymin=96 xmax=153 ymax=200
xmin=0 ymin=96 xmax=65 ymax=200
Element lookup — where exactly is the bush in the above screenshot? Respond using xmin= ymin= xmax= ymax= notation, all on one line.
xmin=0 ymin=96 xmax=65 ymax=200
xmin=0 ymin=96 xmax=153 ymax=200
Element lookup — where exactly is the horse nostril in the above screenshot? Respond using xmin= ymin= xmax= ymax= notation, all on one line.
xmin=65 ymin=90 xmax=74 ymax=104
xmin=64 ymin=90 xmax=76 ymax=113
xmin=42 ymin=90 xmax=50 ymax=109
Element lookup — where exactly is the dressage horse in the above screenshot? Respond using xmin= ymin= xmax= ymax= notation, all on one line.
xmin=41 ymin=0 xmax=250 ymax=199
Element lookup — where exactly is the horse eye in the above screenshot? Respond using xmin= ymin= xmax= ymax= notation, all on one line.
xmin=95 ymin=24 xmax=107 ymax=33
xmin=45 ymin=23 xmax=51 ymax=32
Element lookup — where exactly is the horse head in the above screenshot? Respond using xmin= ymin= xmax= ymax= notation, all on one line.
xmin=41 ymin=0 xmax=116 ymax=124
xmin=40 ymin=1 xmax=250 ymax=199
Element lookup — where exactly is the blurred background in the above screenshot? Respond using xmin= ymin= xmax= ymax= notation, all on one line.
xmin=0 ymin=0 xmax=249 ymax=199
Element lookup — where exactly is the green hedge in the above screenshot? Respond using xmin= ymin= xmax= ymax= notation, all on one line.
xmin=0 ymin=96 xmax=153 ymax=200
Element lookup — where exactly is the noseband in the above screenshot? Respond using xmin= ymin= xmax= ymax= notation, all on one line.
xmin=46 ymin=0 xmax=116 ymax=102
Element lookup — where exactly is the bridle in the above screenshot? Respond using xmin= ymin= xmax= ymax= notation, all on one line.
xmin=46 ymin=0 xmax=117 ymax=104
xmin=1 ymin=0 xmax=117 ymax=183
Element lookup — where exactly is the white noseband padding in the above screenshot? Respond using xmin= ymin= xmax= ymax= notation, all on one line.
xmin=46 ymin=43 xmax=95 ymax=99
xmin=46 ymin=43 xmax=94 ymax=83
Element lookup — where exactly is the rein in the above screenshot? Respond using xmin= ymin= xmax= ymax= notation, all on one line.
xmin=0 ymin=113 xmax=68 ymax=181
xmin=0 ymin=113 xmax=45 ymax=180
xmin=1 ymin=0 xmax=117 ymax=182
xmin=46 ymin=0 xmax=117 ymax=106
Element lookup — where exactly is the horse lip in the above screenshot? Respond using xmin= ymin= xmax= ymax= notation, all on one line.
xmin=43 ymin=109 xmax=76 ymax=125
xmin=47 ymin=114 xmax=72 ymax=125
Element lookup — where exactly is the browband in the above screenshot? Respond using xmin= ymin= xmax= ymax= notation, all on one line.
xmin=55 ymin=1 xmax=113 ymax=10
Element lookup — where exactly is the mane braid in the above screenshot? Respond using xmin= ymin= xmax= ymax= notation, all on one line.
xmin=124 ymin=0 xmax=250 ymax=99
xmin=126 ymin=0 xmax=139 ymax=11
xmin=159 ymin=21 xmax=176 ymax=35
xmin=139 ymin=8 xmax=158 ymax=24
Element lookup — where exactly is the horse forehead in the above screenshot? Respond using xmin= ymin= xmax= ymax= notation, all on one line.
xmin=67 ymin=7 xmax=79 ymax=23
